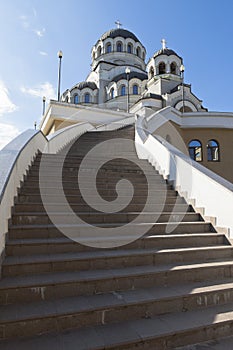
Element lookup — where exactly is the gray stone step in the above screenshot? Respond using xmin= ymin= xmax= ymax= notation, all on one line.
xmin=2 ymin=246 xmax=232 ymax=277
xmin=18 ymin=186 xmax=173 ymax=196
xmin=2 ymin=301 xmax=233 ymax=349
xmin=11 ymin=212 xmax=201 ymax=225
xmin=1 ymin=279 xmax=233 ymax=341
xmin=16 ymin=193 xmax=183 ymax=204
xmin=175 ymin=335 xmax=233 ymax=349
xmin=8 ymin=221 xmax=213 ymax=239
xmin=1 ymin=260 xmax=233 ymax=305
xmin=31 ymin=160 xmax=154 ymax=169
xmin=6 ymin=233 xmax=226 ymax=256
xmin=13 ymin=202 xmax=187 ymax=213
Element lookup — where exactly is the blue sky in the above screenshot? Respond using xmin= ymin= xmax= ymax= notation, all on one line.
xmin=0 ymin=0 xmax=233 ymax=149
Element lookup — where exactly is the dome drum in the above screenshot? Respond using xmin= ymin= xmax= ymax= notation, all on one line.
xmin=91 ymin=28 xmax=146 ymax=67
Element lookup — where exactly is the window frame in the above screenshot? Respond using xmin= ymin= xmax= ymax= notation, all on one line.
xmin=188 ymin=139 xmax=203 ymax=162
xmin=159 ymin=62 xmax=166 ymax=74
xmin=207 ymin=139 xmax=220 ymax=162
xmin=74 ymin=94 xmax=79 ymax=104
xmin=133 ymin=84 xmax=138 ymax=95
xmin=120 ymin=85 xmax=126 ymax=96
xmin=84 ymin=93 xmax=91 ymax=103
xmin=117 ymin=42 xmax=123 ymax=52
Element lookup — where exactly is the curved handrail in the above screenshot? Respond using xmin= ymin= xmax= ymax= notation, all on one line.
xmin=135 ymin=110 xmax=233 ymax=237
xmin=0 ymin=130 xmax=47 ymax=269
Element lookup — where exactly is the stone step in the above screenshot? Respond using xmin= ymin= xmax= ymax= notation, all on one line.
xmin=8 ymin=221 xmax=213 ymax=239
xmin=31 ymin=164 xmax=153 ymax=174
xmin=175 ymin=335 xmax=233 ymax=349
xmin=31 ymin=159 xmax=154 ymax=169
xmin=24 ymin=174 xmax=163 ymax=184
xmin=18 ymin=186 xmax=173 ymax=196
xmin=22 ymin=180 xmax=166 ymax=190
xmin=26 ymin=172 xmax=162 ymax=182
xmin=2 ymin=246 xmax=232 ymax=277
xmin=6 ymin=233 xmax=225 ymax=256
xmin=1 ymin=279 xmax=233 ymax=341
xmin=1 ymin=260 xmax=233 ymax=305
xmin=2 ymin=301 xmax=233 ymax=349
xmin=13 ymin=202 xmax=191 ymax=214
xmin=11 ymin=212 xmax=201 ymax=225
xmin=16 ymin=193 xmax=182 ymax=204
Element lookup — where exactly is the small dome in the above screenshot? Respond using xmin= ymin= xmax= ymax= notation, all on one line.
xmin=74 ymin=81 xmax=97 ymax=90
xmin=153 ymin=48 xmax=182 ymax=60
xmin=96 ymin=28 xmax=140 ymax=44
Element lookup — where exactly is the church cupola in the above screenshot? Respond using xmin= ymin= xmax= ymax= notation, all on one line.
xmin=147 ymin=39 xmax=183 ymax=81
xmin=91 ymin=25 xmax=146 ymax=71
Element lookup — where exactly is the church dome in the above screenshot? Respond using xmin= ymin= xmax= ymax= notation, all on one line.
xmin=97 ymin=28 xmax=140 ymax=44
xmin=91 ymin=27 xmax=146 ymax=71
xmin=75 ymin=81 xmax=97 ymax=90
xmin=153 ymin=48 xmax=182 ymax=61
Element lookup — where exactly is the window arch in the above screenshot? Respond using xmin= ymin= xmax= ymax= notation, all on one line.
xmin=207 ymin=140 xmax=220 ymax=161
xmin=120 ymin=85 xmax=126 ymax=96
xmin=97 ymin=46 xmax=102 ymax=57
xmin=136 ymin=46 xmax=141 ymax=57
xmin=117 ymin=41 xmax=123 ymax=52
xmin=133 ymin=84 xmax=138 ymax=95
xmin=159 ymin=62 xmax=166 ymax=74
xmin=74 ymin=94 xmax=79 ymax=104
xmin=170 ymin=62 xmax=177 ymax=74
xmin=106 ymin=43 xmax=112 ymax=53
xmin=84 ymin=93 xmax=90 ymax=103
xmin=110 ymin=87 xmax=114 ymax=99
xmin=188 ymin=140 xmax=202 ymax=162
xmin=127 ymin=43 xmax=133 ymax=53
xmin=149 ymin=66 xmax=154 ymax=79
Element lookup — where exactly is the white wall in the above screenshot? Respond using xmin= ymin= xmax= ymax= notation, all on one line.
xmin=135 ymin=110 xmax=233 ymax=237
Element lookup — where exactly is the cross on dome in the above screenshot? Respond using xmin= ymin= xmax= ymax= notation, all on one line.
xmin=161 ymin=38 xmax=167 ymax=50
xmin=115 ymin=20 xmax=122 ymax=29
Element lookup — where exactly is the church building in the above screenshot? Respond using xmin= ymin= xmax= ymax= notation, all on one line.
xmin=40 ymin=26 xmax=233 ymax=184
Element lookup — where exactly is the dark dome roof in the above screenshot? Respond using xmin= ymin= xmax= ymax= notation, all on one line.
xmin=153 ymin=48 xmax=182 ymax=60
xmin=96 ymin=28 xmax=140 ymax=45
xmin=112 ymin=71 xmax=148 ymax=83
xmin=73 ymin=81 xmax=97 ymax=90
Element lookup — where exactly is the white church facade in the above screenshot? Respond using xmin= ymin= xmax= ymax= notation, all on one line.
xmin=60 ymin=27 xmax=206 ymax=114
xmin=40 ymin=26 xmax=233 ymax=184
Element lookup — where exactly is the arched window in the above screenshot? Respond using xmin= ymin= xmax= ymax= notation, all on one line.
xmin=142 ymin=52 xmax=145 ymax=60
xmin=74 ymin=94 xmax=79 ymax=104
xmin=127 ymin=43 xmax=132 ymax=53
xmin=117 ymin=42 xmax=122 ymax=52
xmin=170 ymin=62 xmax=177 ymax=74
xmin=84 ymin=93 xmax=90 ymax=103
xmin=188 ymin=140 xmax=202 ymax=162
xmin=133 ymin=84 xmax=138 ymax=95
xmin=136 ymin=47 xmax=141 ymax=57
xmin=97 ymin=46 xmax=102 ymax=57
xmin=149 ymin=66 xmax=154 ymax=79
xmin=207 ymin=140 xmax=220 ymax=161
xmin=120 ymin=85 xmax=126 ymax=96
xmin=159 ymin=62 xmax=166 ymax=74
xmin=110 ymin=87 xmax=114 ymax=99
xmin=106 ymin=43 xmax=112 ymax=53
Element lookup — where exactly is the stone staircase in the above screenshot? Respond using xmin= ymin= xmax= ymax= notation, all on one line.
xmin=0 ymin=126 xmax=233 ymax=349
